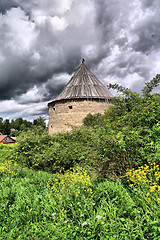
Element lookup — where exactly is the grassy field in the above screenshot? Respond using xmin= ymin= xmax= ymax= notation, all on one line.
xmin=0 ymin=144 xmax=160 ymax=240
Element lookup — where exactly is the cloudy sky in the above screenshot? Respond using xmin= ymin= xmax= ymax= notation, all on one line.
xmin=0 ymin=0 xmax=160 ymax=122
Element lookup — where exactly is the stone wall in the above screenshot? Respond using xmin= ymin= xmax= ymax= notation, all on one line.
xmin=48 ymin=99 xmax=112 ymax=134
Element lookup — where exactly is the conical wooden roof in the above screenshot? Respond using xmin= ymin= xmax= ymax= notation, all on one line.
xmin=56 ymin=61 xmax=113 ymax=101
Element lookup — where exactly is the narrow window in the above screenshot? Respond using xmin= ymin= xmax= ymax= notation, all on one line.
xmin=68 ymin=105 xmax=72 ymax=109
xmin=53 ymin=107 xmax=55 ymax=111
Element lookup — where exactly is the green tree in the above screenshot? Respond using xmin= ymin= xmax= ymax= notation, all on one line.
xmin=13 ymin=118 xmax=23 ymax=131
xmin=142 ymin=74 xmax=160 ymax=95
xmin=3 ymin=119 xmax=10 ymax=135
xmin=33 ymin=117 xmax=46 ymax=129
xmin=0 ymin=117 xmax=3 ymax=134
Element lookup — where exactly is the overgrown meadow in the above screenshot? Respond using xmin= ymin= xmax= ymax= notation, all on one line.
xmin=1 ymin=77 xmax=160 ymax=239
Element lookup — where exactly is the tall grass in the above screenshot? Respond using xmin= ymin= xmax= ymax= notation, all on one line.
xmin=0 ymin=145 xmax=160 ymax=239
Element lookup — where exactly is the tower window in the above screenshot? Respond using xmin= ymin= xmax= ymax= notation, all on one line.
xmin=68 ymin=105 xmax=72 ymax=109
xmin=53 ymin=107 xmax=55 ymax=111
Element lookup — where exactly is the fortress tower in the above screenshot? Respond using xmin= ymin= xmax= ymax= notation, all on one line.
xmin=48 ymin=60 xmax=113 ymax=134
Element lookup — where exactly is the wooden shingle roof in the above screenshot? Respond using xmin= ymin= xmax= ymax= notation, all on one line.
xmin=55 ymin=61 xmax=113 ymax=101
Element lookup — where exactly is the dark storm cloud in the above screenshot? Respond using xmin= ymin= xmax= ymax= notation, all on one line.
xmin=131 ymin=0 xmax=160 ymax=54
xmin=94 ymin=0 xmax=131 ymax=43
xmin=46 ymin=82 xmax=66 ymax=101
xmin=93 ymin=0 xmax=160 ymax=89
xmin=94 ymin=0 xmax=160 ymax=55
xmin=0 ymin=0 xmax=17 ymax=13
xmin=0 ymin=0 xmax=160 ymax=121
xmin=0 ymin=2 xmax=96 ymax=102
xmin=0 ymin=52 xmax=34 ymax=99
xmin=0 ymin=7 xmax=77 ymax=101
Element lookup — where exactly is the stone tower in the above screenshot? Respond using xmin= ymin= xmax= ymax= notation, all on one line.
xmin=48 ymin=60 xmax=113 ymax=134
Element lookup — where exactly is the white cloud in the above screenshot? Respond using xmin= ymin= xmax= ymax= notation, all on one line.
xmin=17 ymin=85 xmax=49 ymax=104
xmin=0 ymin=7 xmax=36 ymax=52
xmin=0 ymin=0 xmax=160 ymax=121
xmin=30 ymin=0 xmax=73 ymax=17
xmin=35 ymin=15 xmax=68 ymax=31
xmin=0 ymin=99 xmax=48 ymax=121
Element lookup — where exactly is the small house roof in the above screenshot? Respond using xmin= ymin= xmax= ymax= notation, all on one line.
xmin=0 ymin=135 xmax=15 ymax=142
xmin=50 ymin=61 xmax=113 ymax=104
xmin=0 ymin=135 xmax=7 ymax=142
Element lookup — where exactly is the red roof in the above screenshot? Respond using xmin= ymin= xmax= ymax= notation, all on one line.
xmin=0 ymin=135 xmax=7 ymax=141
xmin=0 ymin=135 xmax=15 ymax=144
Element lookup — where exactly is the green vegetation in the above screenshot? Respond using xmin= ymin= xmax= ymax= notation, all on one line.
xmin=0 ymin=75 xmax=160 ymax=239
xmin=1 ymin=147 xmax=160 ymax=239
xmin=10 ymin=75 xmax=160 ymax=178
xmin=0 ymin=117 xmax=46 ymax=136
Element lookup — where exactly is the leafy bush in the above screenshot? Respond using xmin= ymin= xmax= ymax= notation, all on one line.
xmin=10 ymin=127 xmax=53 ymax=168
xmin=10 ymin=126 xmax=104 ymax=174
xmin=83 ymin=77 xmax=160 ymax=176
xmin=9 ymin=76 xmax=160 ymax=178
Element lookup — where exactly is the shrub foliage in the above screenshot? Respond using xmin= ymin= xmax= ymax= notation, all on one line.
xmin=1 ymin=155 xmax=160 ymax=239
xmin=10 ymin=75 xmax=160 ymax=178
